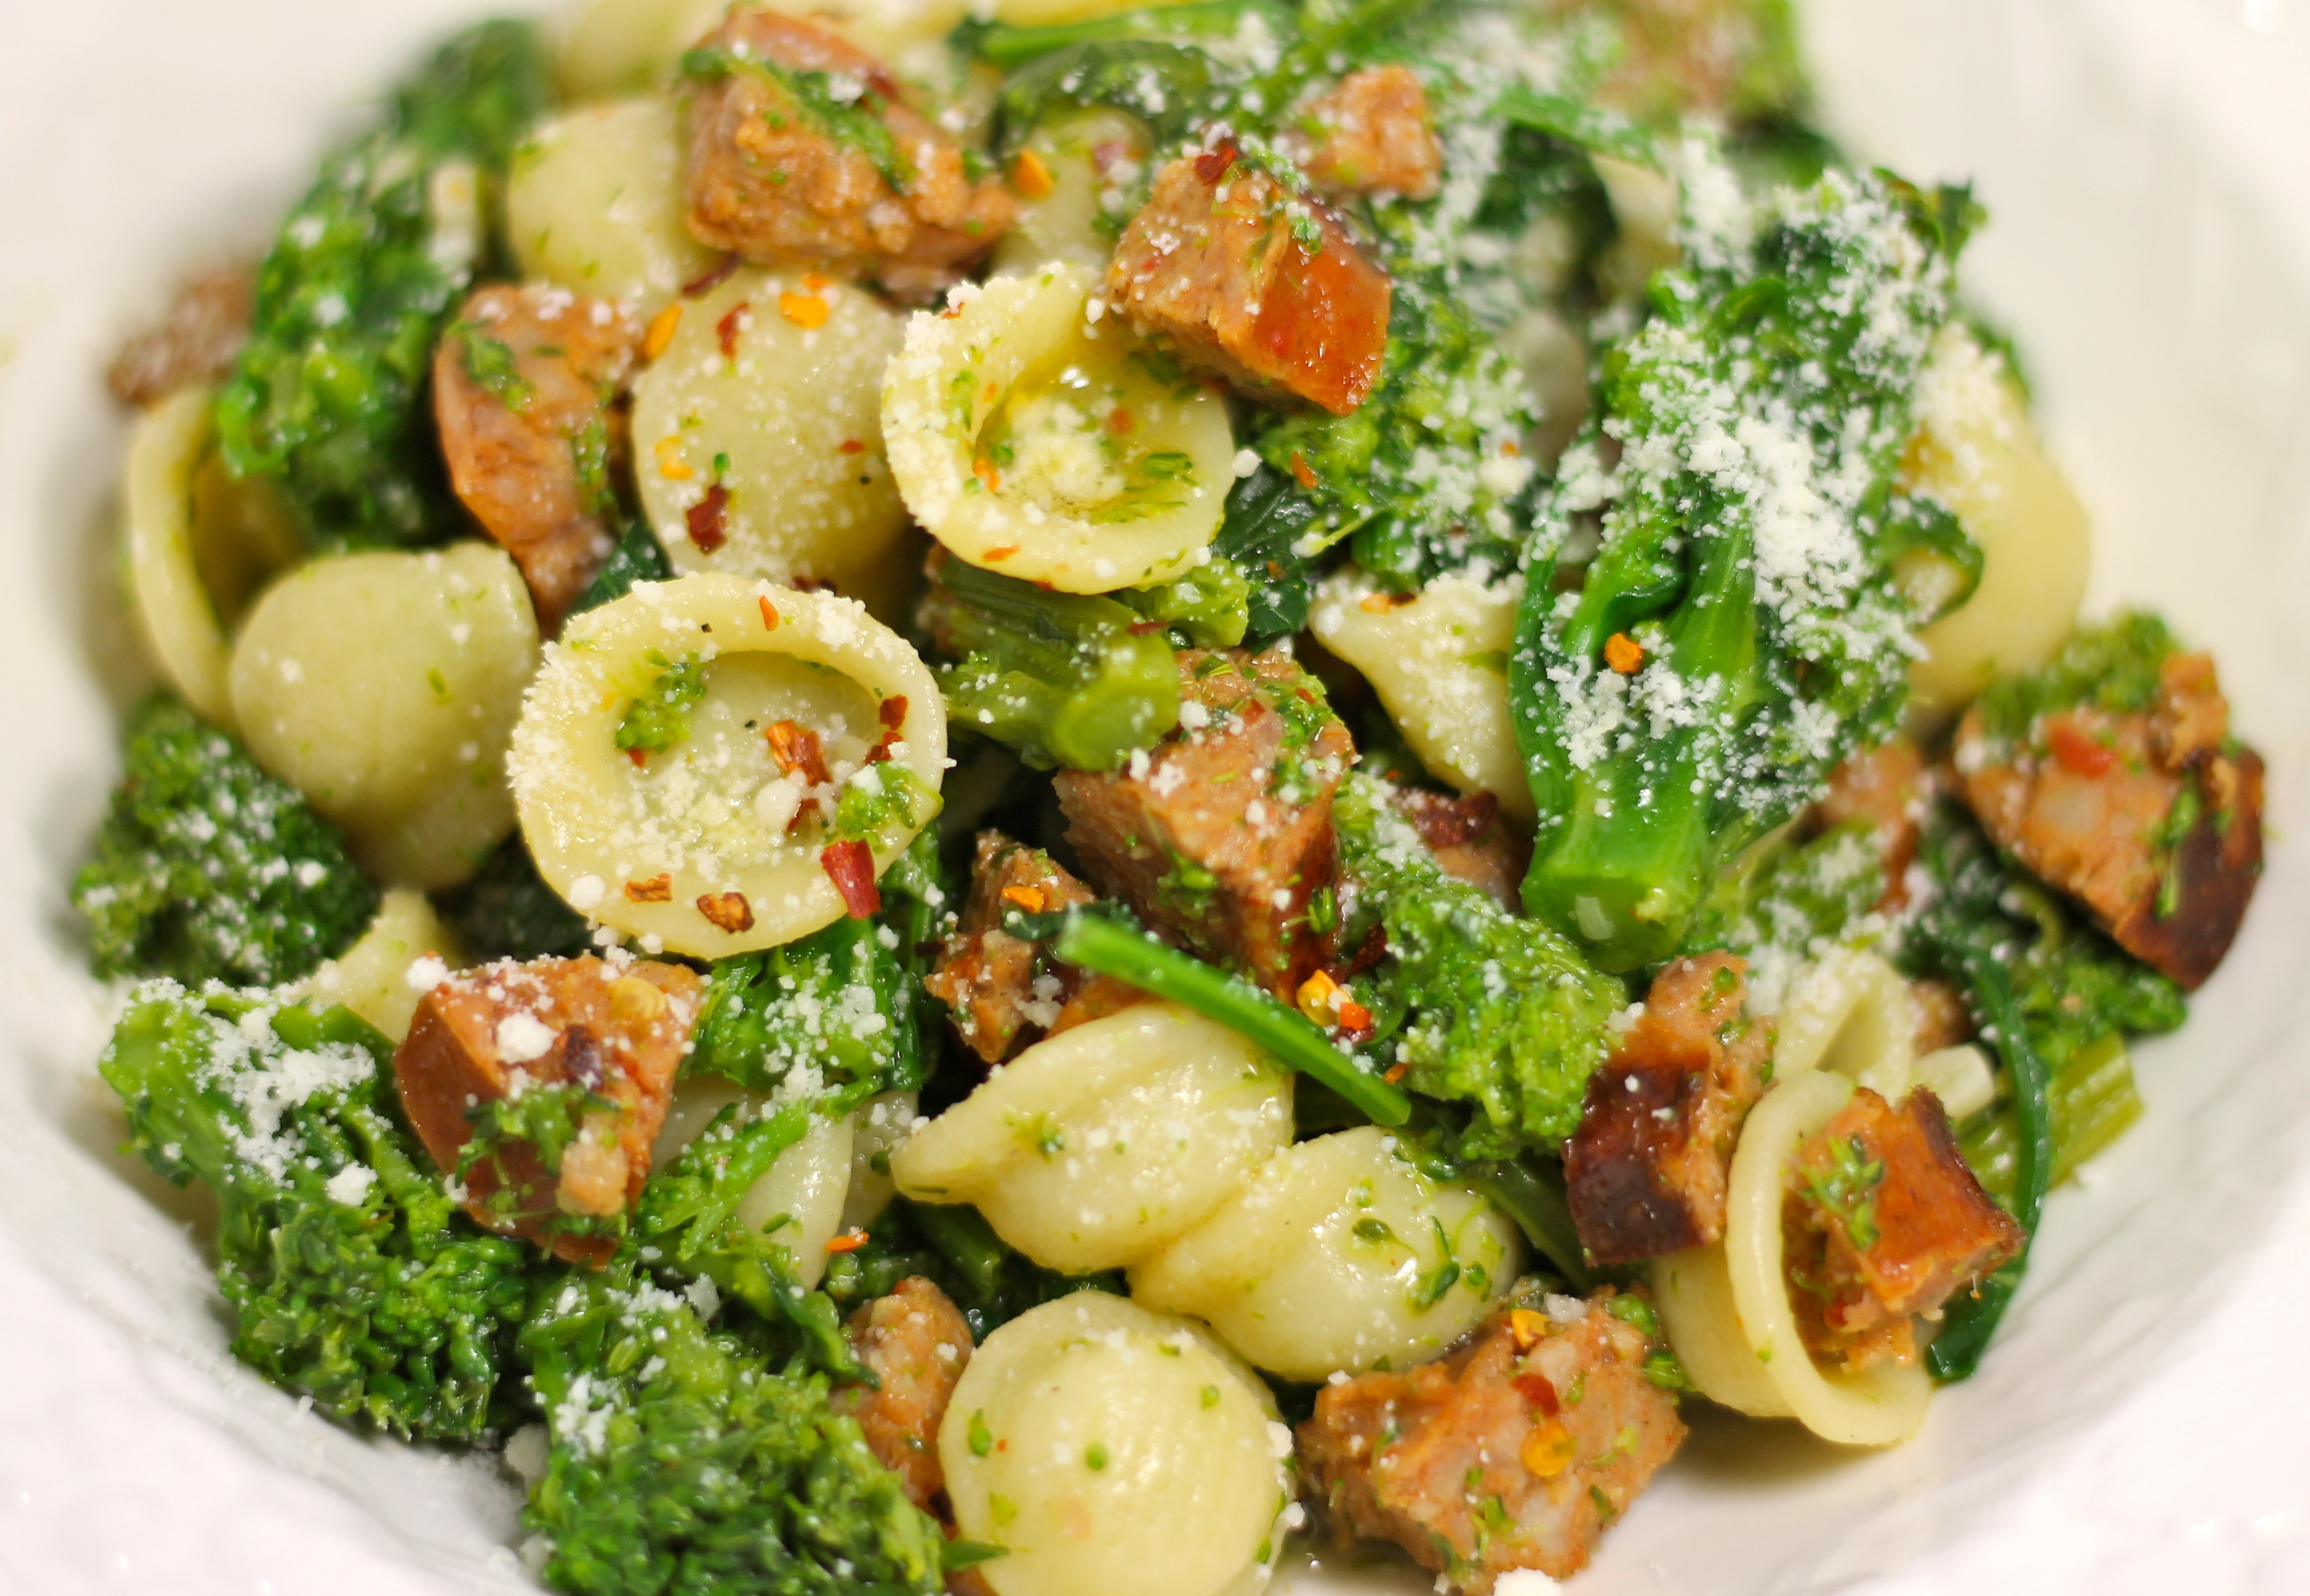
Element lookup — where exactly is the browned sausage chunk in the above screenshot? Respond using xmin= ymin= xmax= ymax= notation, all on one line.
xmin=1299 ymin=1288 xmax=1686 ymax=1591
xmin=1056 ymin=647 xmax=1355 ymax=996
xmin=1388 ymin=787 xmax=1529 ymax=911
xmin=108 ymin=264 xmax=256 ymax=407
xmin=924 ymin=830 xmax=1145 ymax=1063
xmin=1784 ymin=1086 xmax=2025 ymax=1370
xmin=1287 ymin=66 xmax=1444 ymax=200
xmin=394 ymin=955 xmax=703 ymax=1265
xmin=1106 ymin=145 xmax=1390 ymax=416
xmin=433 ymin=284 xmax=643 ymax=630
xmin=1956 ymin=649 xmax=2262 ymax=990
xmin=829 ymin=1276 xmax=975 ymax=1511
xmin=1563 ymin=952 xmax=1772 ymax=1265
xmin=684 ymin=9 xmax=1014 ymax=299
xmin=1816 ymin=735 xmax=1925 ymax=911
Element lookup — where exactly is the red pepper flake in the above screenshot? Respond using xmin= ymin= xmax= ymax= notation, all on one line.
xmin=2047 ymin=716 xmax=2118 ymax=776
xmin=1108 ymin=406 xmax=1135 ymax=435
xmin=696 ymin=891 xmax=755 ymax=933
xmin=973 ymin=457 xmax=1002 ymax=493
xmin=837 ymin=438 xmax=866 ymax=455
xmin=625 ymin=874 xmax=673 ymax=903
xmin=682 ymin=254 xmax=740 ymax=298
xmin=821 ymin=839 xmax=881 ymax=919
xmin=687 ymin=482 xmax=730 ymax=553
xmin=824 ymin=1230 xmax=870 ymax=1254
xmin=716 ymin=301 xmax=750 ymax=358
xmin=1604 ymin=632 xmax=1644 ymax=674
xmin=864 ymin=695 xmax=907 ymax=764
xmin=1289 ymin=450 xmax=1318 ymax=490
xmin=1336 ymin=998 xmax=1374 ymax=1032
xmin=1382 ymin=1061 xmax=1408 ymax=1085
xmin=802 ymin=272 xmax=830 ymax=293
xmin=626 ymin=747 xmax=649 ymax=767
xmin=765 ymin=719 xmax=831 ymax=785
xmin=1512 ymin=1371 xmax=1561 ymax=1415
xmin=984 ymin=543 xmax=1019 ymax=562
xmin=1194 ymin=138 xmax=1239 ymax=184
xmin=757 ymin=594 xmax=779 ymax=630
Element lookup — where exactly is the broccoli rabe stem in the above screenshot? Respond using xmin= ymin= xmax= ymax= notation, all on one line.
xmin=1048 ymin=910 xmax=1411 ymax=1125
xmin=922 ymin=554 xmax=1180 ymax=771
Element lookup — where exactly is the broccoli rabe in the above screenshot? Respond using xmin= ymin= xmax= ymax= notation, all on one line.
xmin=1678 ymin=819 xmax=1891 ymax=971
xmin=1333 ymin=773 xmax=1626 ymax=1158
xmin=216 ymin=20 xmax=553 ymax=545
xmin=437 ymin=833 xmax=594 ymax=963
xmin=690 ymin=912 xmax=932 ymax=1101
xmin=919 ymin=553 xmax=1180 ymax=771
xmin=1509 ymin=165 xmax=1970 ymax=971
xmin=99 ymin=984 xmax=529 ymax=1440
xmin=518 ymin=1264 xmax=947 ymax=1596
xmin=569 ymin=518 xmax=674 ymax=617
xmin=73 ymin=696 xmax=378 ymax=987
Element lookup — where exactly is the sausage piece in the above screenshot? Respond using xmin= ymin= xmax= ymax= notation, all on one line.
xmin=924 ymin=831 xmax=1145 ymax=1064
xmin=1783 ymin=1086 xmax=2025 ymax=1370
xmin=1056 ymin=647 xmax=1355 ymax=997
xmin=830 ymin=1276 xmax=975 ymax=1512
xmin=1388 ymin=787 xmax=1528 ymax=910
xmin=394 ymin=955 xmax=702 ymax=1265
xmin=1288 ymin=67 xmax=1444 ymax=200
xmin=433 ymin=284 xmax=642 ymax=630
xmin=684 ymin=8 xmax=1014 ymax=299
xmin=1106 ymin=144 xmax=1390 ymax=416
xmin=1299 ymin=1287 xmax=1686 ymax=1591
xmin=1563 ymin=952 xmax=1772 ymax=1265
xmin=1956 ymin=649 xmax=2262 ymax=990
xmin=108 ymin=264 xmax=256 ymax=407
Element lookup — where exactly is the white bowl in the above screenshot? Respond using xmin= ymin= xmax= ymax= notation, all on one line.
xmin=1 ymin=1 xmax=2305 ymax=1593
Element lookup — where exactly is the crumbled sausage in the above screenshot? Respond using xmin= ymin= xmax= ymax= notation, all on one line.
xmin=1816 ymin=735 xmax=1925 ymax=911
xmin=433 ymin=284 xmax=642 ymax=630
xmin=1056 ymin=648 xmax=1356 ymax=996
xmin=830 ymin=1276 xmax=974 ymax=1511
xmin=1388 ymin=787 xmax=1528 ymax=910
xmin=1784 ymin=1086 xmax=2025 ymax=1370
xmin=1106 ymin=147 xmax=1390 ymax=416
xmin=1563 ymin=952 xmax=1772 ymax=1265
xmin=1956 ymin=650 xmax=2263 ymax=990
xmin=924 ymin=831 xmax=1145 ymax=1063
xmin=684 ymin=8 xmax=1014 ymax=299
xmin=107 ymin=263 xmax=256 ymax=407
xmin=1287 ymin=67 xmax=1444 ymax=200
xmin=1907 ymin=977 xmax=1973 ymax=1055
xmin=393 ymin=955 xmax=702 ymax=1265
xmin=1299 ymin=1287 xmax=1686 ymax=1591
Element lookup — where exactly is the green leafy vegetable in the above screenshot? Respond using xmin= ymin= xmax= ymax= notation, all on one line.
xmin=1510 ymin=165 xmax=1967 ymax=970
xmin=73 ymin=696 xmax=378 ymax=987
xmin=438 ymin=834 xmax=594 ymax=962
xmin=216 ymin=20 xmax=553 ymax=545
xmin=1112 ymin=558 xmax=1252 ymax=649
xmin=571 ymin=519 xmax=674 ymax=617
xmin=614 ymin=651 xmax=708 ymax=754
xmin=921 ymin=554 xmax=1180 ymax=771
xmin=99 ymin=985 xmax=528 ymax=1439
xmin=1334 ymin=773 xmax=1625 ymax=1158
xmin=690 ymin=911 xmax=932 ymax=1102
xmin=1213 ymin=464 xmax=1330 ymax=643
xmin=1967 ymin=610 xmax=2182 ymax=753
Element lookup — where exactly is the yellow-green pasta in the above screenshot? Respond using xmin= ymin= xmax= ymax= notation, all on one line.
xmin=507 ymin=95 xmax=715 ymax=316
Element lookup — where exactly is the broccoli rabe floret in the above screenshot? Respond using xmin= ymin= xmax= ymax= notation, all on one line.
xmin=1333 ymin=773 xmax=1626 ymax=1158
xmin=691 ymin=911 xmax=932 ymax=1101
xmin=518 ymin=1264 xmax=948 ymax=1596
xmin=99 ymin=983 xmax=529 ymax=1440
xmin=216 ymin=20 xmax=553 ymax=545
xmin=918 ymin=553 xmax=1180 ymax=771
xmin=73 ymin=696 xmax=378 ymax=987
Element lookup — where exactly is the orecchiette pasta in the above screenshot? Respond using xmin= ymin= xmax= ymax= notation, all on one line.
xmin=1771 ymin=947 xmax=1916 ymax=1100
xmin=1903 ymin=322 xmax=2091 ymax=713
xmin=650 ymin=1076 xmax=856 ymax=1288
xmin=989 ymin=110 xmax=1150 ymax=279
xmin=506 ymin=95 xmax=715 ymax=317
xmin=841 ymin=1089 xmax=916 ymax=1232
xmin=123 ymin=385 xmax=300 ymax=728
xmin=1128 ymin=1125 xmax=1521 ymax=1383
xmin=228 ymin=543 xmax=539 ymax=890
xmin=1650 ymin=1071 xmax=1933 ymax=1445
xmin=1308 ymin=567 xmax=1535 ymax=823
xmin=1915 ymin=1043 xmax=1998 ymax=1120
xmin=881 ymin=263 xmax=1235 ymax=594
xmin=888 ymin=1002 xmax=1292 ymax=1272
xmin=508 ymin=574 xmax=946 ymax=960
xmin=631 ymin=266 xmax=911 ymax=614
xmin=939 ymin=1293 xmax=1289 ymax=1596
xmin=297 ymin=889 xmax=464 ymax=1043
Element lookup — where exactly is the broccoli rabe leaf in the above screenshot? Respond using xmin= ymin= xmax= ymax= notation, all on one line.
xmin=99 ymin=984 xmax=529 ymax=1440
xmin=570 ymin=518 xmax=674 ymax=617
xmin=73 ymin=696 xmax=378 ymax=987
xmin=1678 ymin=820 xmax=1889 ymax=969
xmin=438 ymin=834 xmax=594 ymax=963
xmin=1334 ymin=773 xmax=1626 ymax=1158
xmin=1213 ymin=464 xmax=1331 ymax=643
xmin=690 ymin=911 xmax=932 ymax=1101
xmin=827 ymin=1197 xmax=1122 ymax=1347
xmin=518 ymin=1264 xmax=947 ymax=1596
xmin=216 ymin=19 xmax=553 ymax=546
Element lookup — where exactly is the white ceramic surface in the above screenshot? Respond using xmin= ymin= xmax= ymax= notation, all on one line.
xmin=2 ymin=2 xmax=2307 ymax=1593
